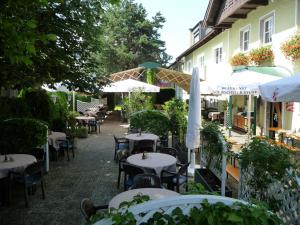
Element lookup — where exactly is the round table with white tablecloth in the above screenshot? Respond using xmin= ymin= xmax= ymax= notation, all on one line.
xmin=0 ymin=154 xmax=37 ymax=179
xmin=125 ymin=133 xmax=159 ymax=152
xmin=75 ymin=116 xmax=96 ymax=123
xmin=108 ymin=188 xmax=180 ymax=209
xmin=127 ymin=153 xmax=176 ymax=177
xmin=48 ymin=131 xmax=66 ymax=150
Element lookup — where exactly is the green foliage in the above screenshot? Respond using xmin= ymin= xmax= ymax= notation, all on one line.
xmin=90 ymin=198 xmax=281 ymax=225
xmin=0 ymin=0 xmax=120 ymax=93
xmin=146 ymin=69 xmax=155 ymax=84
xmin=201 ymin=121 xmax=226 ymax=169
xmin=0 ymin=97 xmax=32 ymax=121
xmin=239 ymin=137 xmax=293 ymax=205
xmin=72 ymin=127 xmax=88 ymax=138
xmin=154 ymin=87 xmax=175 ymax=105
xmin=122 ymin=90 xmax=153 ymax=116
xmin=184 ymin=182 xmax=218 ymax=195
xmin=130 ymin=110 xmax=170 ymax=137
xmin=163 ymin=98 xmax=187 ymax=138
xmin=94 ymin=0 xmax=171 ymax=75
xmin=0 ymin=118 xmax=47 ymax=154
xmin=24 ymin=89 xmax=54 ymax=125
xmin=86 ymin=194 xmax=150 ymax=225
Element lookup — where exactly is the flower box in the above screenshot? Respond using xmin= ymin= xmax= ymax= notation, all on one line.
xmin=281 ymin=33 xmax=300 ymax=61
xmin=249 ymin=46 xmax=274 ymax=66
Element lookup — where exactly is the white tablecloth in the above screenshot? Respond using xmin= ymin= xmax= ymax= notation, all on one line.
xmin=109 ymin=188 xmax=180 ymax=209
xmin=48 ymin=131 xmax=66 ymax=150
xmin=0 ymin=154 xmax=37 ymax=179
xmin=127 ymin=153 xmax=176 ymax=177
xmin=125 ymin=133 xmax=159 ymax=152
xmin=75 ymin=116 xmax=96 ymax=123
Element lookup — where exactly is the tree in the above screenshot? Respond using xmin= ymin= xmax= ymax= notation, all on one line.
xmin=95 ymin=0 xmax=171 ymax=75
xmin=0 ymin=0 xmax=119 ymax=93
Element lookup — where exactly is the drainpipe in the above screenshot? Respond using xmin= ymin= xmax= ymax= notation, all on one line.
xmin=228 ymin=96 xmax=233 ymax=137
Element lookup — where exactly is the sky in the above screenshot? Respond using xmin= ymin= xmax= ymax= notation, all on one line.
xmin=135 ymin=0 xmax=209 ymax=62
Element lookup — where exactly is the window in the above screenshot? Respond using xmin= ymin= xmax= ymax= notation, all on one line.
xmin=214 ymin=47 xmax=222 ymax=64
xmin=260 ymin=12 xmax=274 ymax=44
xmin=186 ymin=60 xmax=192 ymax=73
xmin=240 ymin=26 xmax=250 ymax=51
xmin=198 ymin=55 xmax=204 ymax=68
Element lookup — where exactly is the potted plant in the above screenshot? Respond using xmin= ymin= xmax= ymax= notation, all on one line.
xmin=229 ymin=53 xmax=249 ymax=66
xmin=281 ymin=32 xmax=300 ymax=61
xmin=195 ymin=121 xmax=232 ymax=197
xmin=249 ymin=45 xmax=274 ymax=66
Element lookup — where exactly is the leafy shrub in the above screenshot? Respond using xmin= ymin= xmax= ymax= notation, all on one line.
xmin=24 ymin=89 xmax=54 ymax=125
xmin=0 ymin=97 xmax=32 ymax=120
xmin=201 ymin=121 xmax=225 ymax=169
xmin=130 ymin=110 xmax=170 ymax=137
xmin=0 ymin=118 xmax=47 ymax=154
xmin=122 ymin=90 xmax=153 ymax=116
xmin=163 ymin=98 xmax=187 ymax=141
xmin=72 ymin=127 xmax=88 ymax=138
xmin=239 ymin=137 xmax=293 ymax=204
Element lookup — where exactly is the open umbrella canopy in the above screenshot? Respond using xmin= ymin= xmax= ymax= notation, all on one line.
xmin=102 ymin=79 xmax=160 ymax=93
xmin=259 ymin=74 xmax=300 ymax=102
xmin=207 ymin=69 xmax=284 ymax=95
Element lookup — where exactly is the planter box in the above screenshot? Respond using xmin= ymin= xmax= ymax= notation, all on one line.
xmin=194 ymin=168 xmax=232 ymax=197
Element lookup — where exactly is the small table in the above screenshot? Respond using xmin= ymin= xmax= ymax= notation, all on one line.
xmin=0 ymin=154 xmax=37 ymax=179
xmin=75 ymin=116 xmax=96 ymax=123
xmin=108 ymin=188 xmax=180 ymax=209
xmin=48 ymin=131 xmax=66 ymax=150
xmin=127 ymin=153 xmax=176 ymax=177
xmin=125 ymin=133 xmax=159 ymax=152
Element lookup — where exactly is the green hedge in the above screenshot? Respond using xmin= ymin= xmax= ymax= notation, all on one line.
xmin=0 ymin=97 xmax=32 ymax=121
xmin=130 ymin=110 xmax=170 ymax=137
xmin=0 ymin=118 xmax=47 ymax=154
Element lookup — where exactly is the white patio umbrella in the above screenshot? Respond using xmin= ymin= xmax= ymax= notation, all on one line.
xmin=102 ymin=79 xmax=160 ymax=93
xmin=259 ymin=74 xmax=300 ymax=102
xmin=207 ymin=69 xmax=282 ymax=134
xmin=186 ymin=67 xmax=201 ymax=173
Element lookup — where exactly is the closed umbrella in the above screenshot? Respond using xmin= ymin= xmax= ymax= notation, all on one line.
xmin=186 ymin=67 xmax=201 ymax=172
xmin=258 ymin=74 xmax=300 ymax=102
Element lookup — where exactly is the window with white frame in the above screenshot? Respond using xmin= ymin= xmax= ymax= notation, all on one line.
xmin=214 ymin=47 xmax=222 ymax=64
xmin=186 ymin=60 xmax=192 ymax=73
xmin=240 ymin=25 xmax=250 ymax=51
xmin=198 ymin=55 xmax=204 ymax=68
xmin=260 ymin=12 xmax=274 ymax=44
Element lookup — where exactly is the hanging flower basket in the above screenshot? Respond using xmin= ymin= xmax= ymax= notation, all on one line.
xmin=281 ymin=33 xmax=300 ymax=61
xmin=229 ymin=53 xmax=249 ymax=66
xmin=249 ymin=46 xmax=274 ymax=66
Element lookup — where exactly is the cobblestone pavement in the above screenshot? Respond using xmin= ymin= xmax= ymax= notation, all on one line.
xmin=0 ymin=112 xmax=125 ymax=225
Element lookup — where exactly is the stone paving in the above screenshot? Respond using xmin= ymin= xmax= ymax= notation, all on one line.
xmin=0 ymin=112 xmax=125 ymax=225
xmin=0 ymin=112 xmax=243 ymax=225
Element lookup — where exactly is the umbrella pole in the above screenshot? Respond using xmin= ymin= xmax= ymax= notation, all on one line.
xmin=247 ymin=95 xmax=252 ymax=139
